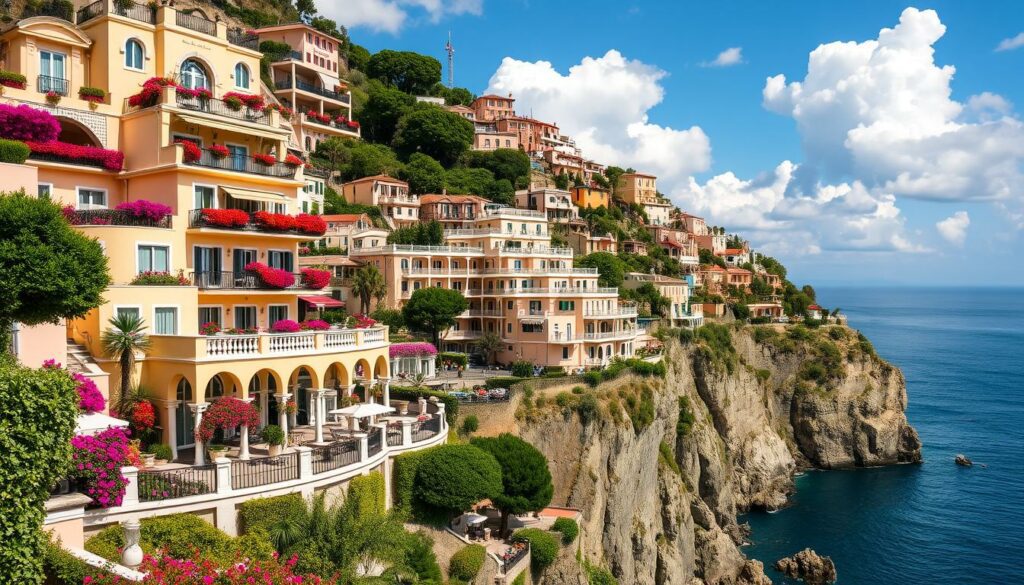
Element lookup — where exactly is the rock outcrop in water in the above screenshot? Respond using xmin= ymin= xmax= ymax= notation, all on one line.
xmin=486 ymin=324 xmax=920 ymax=584
xmin=774 ymin=549 xmax=837 ymax=584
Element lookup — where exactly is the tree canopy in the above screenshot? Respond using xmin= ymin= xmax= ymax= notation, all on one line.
xmin=402 ymin=287 xmax=468 ymax=346
xmin=470 ymin=434 xmax=553 ymax=532
xmin=414 ymin=444 xmax=502 ymax=515
xmin=577 ymin=252 xmax=626 ymax=288
xmin=387 ymin=221 xmax=444 ymax=246
xmin=392 ymin=105 xmax=474 ymax=167
xmin=357 ymin=81 xmax=415 ymax=144
xmin=367 ymin=50 xmax=442 ymax=95
xmin=0 ymin=193 xmax=109 ymax=343
xmin=462 ymin=149 xmax=531 ymax=186
xmin=400 ymin=153 xmax=446 ymax=195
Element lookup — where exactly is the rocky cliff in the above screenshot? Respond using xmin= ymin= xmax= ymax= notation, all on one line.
xmin=500 ymin=324 xmax=920 ymax=584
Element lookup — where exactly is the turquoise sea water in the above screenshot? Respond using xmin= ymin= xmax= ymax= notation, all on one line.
xmin=742 ymin=287 xmax=1024 ymax=584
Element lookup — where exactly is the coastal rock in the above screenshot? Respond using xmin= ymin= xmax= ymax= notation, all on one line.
xmin=955 ymin=454 xmax=973 ymax=466
xmin=774 ymin=548 xmax=837 ymax=584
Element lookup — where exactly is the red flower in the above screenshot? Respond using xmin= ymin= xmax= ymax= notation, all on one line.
xmin=176 ymin=138 xmax=202 ymax=163
xmin=194 ymin=397 xmax=259 ymax=444
xmin=253 ymin=153 xmax=277 ymax=166
xmin=284 ymin=153 xmax=304 ymax=167
xmin=208 ymin=144 xmax=230 ymax=159
xmin=300 ymin=267 xmax=330 ymax=289
xmin=253 ymin=211 xmax=296 ymax=231
xmin=130 ymin=401 xmax=156 ymax=430
xmin=24 ymin=140 xmax=124 ymax=171
xmin=245 ymin=261 xmax=295 ymax=288
xmin=294 ymin=213 xmax=327 ymax=235
xmin=222 ymin=91 xmax=265 ymax=110
xmin=200 ymin=208 xmax=250 ymax=228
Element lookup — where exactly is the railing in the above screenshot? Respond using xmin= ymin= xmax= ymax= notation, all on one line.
xmin=22 ymin=1 xmax=73 ymax=21
xmin=231 ymin=452 xmax=299 ymax=490
xmin=191 ymin=270 xmax=304 ymax=290
xmin=268 ymin=332 xmax=315 ymax=353
xmin=483 ymin=208 xmax=546 ymax=218
xmin=137 ymin=464 xmax=216 ymax=502
xmin=188 ymin=209 xmax=320 ymax=235
xmin=363 ymin=329 xmax=386 ymax=344
xmin=76 ymin=0 xmax=104 ymax=23
xmin=501 ymin=542 xmax=530 ymax=573
xmin=386 ymin=424 xmax=403 ymax=446
xmin=77 ymin=0 xmax=155 ymax=24
xmin=175 ymin=93 xmax=272 ymax=125
xmin=367 ymin=427 xmax=383 ymax=457
xmin=65 ymin=209 xmax=172 ymax=228
xmin=176 ymin=11 xmax=216 ymax=36
xmin=497 ymin=245 xmax=574 ymax=257
xmin=206 ymin=334 xmax=259 ymax=356
xmin=461 ymin=310 xmax=504 ymax=317
xmin=351 ymin=244 xmax=483 ymax=255
xmin=184 ymin=149 xmax=297 ymax=178
xmin=501 ymin=287 xmax=619 ymax=295
xmin=584 ymin=307 xmax=640 ymax=317
xmin=583 ymin=330 xmax=635 ymax=341
xmin=38 ymin=75 xmax=68 ymax=96
xmin=28 ymin=151 xmax=110 ymax=170
xmin=311 ymin=439 xmax=359 ymax=474
xmin=227 ymin=28 xmax=259 ymax=50
xmin=411 ymin=415 xmax=441 ymax=443
xmin=323 ymin=330 xmax=356 ymax=348
xmin=480 ymin=267 xmax=596 ymax=275
xmin=274 ymin=77 xmax=349 ymax=103
xmin=274 ymin=50 xmax=304 ymax=62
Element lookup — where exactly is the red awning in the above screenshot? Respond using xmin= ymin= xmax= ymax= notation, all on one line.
xmin=299 ymin=295 xmax=345 ymax=308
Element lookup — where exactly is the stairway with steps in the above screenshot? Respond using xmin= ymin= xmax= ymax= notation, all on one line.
xmin=66 ymin=339 xmax=96 ymax=375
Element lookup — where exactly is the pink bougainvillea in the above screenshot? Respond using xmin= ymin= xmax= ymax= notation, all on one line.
xmin=303 ymin=319 xmax=331 ymax=331
xmin=71 ymin=427 xmax=132 ymax=508
xmin=115 ymin=199 xmax=173 ymax=222
xmin=351 ymin=314 xmax=377 ymax=329
xmin=85 ymin=551 xmax=338 ymax=584
xmin=294 ymin=213 xmax=327 ymax=236
xmin=270 ymin=319 xmax=302 ymax=333
xmin=24 ymin=140 xmax=125 ymax=171
xmin=0 ymin=103 xmax=61 ymax=142
xmin=245 ymin=262 xmax=295 ymax=289
xmin=194 ymin=397 xmax=259 ymax=443
xmin=389 ymin=342 xmax=438 ymax=358
xmin=300 ymin=267 xmax=330 ymax=289
xmin=44 ymin=359 xmax=106 ymax=413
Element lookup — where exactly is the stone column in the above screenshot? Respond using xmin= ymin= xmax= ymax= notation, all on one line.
xmin=190 ymin=403 xmax=209 ymax=465
xmin=275 ymin=393 xmax=292 ymax=445
xmin=380 ymin=377 xmax=391 ymax=408
xmin=313 ymin=389 xmax=326 ymax=443
xmin=162 ymin=400 xmax=179 ymax=461
xmin=121 ymin=519 xmax=143 ymax=569
xmin=238 ymin=396 xmax=254 ymax=460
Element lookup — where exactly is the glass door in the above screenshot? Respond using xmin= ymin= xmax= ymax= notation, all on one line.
xmin=233 ymin=248 xmax=257 ymax=277
xmin=194 ymin=246 xmax=222 ymax=288
xmin=228 ymin=145 xmax=248 ymax=172
xmin=39 ymin=51 xmax=67 ymax=94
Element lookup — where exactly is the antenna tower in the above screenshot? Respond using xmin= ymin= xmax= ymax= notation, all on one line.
xmin=445 ymin=31 xmax=455 ymax=88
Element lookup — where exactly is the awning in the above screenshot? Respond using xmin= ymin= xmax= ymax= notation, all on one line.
xmin=75 ymin=412 xmax=129 ymax=436
xmin=299 ymin=295 xmax=344 ymax=308
xmin=221 ymin=186 xmax=287 ymax=204
xmin=174 ymin=113 xmax=288 ymax=141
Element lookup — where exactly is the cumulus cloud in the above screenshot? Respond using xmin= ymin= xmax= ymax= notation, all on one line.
xmin=672 ymin=162 xmax=927 ymax=255
xmin=318 ymin=0 xmax=481 ymax=34
xmin=936 ymin=211 xmax=970 ymax=246
xmin=763 ymin=7 xmax=1024 ymax=203
xmin=995 ymin=32 xmax=1024 ymax=52
xmin=702 ymin=47 xmax=743 ymax=67
xmin=485 ymin=50 xmax=711 ymax=183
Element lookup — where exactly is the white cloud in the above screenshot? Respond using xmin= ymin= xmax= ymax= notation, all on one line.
xmin=702 ymin=47 xmax=743 ymax=67
xmin=673 ymin=162 xmax=928 ymax=255
xmin=995 ymin=32 xmax=1024 ymax=52
xmin=763 ymin=7 xmax=1024 ymax=203
xmin=936 ymin=211 xmax=970 ymax=246
xmin=317 ymin=0 xmax=481 ymax=34
xmin=485 ymin=50 xmax=711 ymax=183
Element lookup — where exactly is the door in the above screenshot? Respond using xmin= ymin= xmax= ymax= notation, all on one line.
xmin=233 ymin=248 xmax=257 ymax=276
xmin=193 ymin=246 xmax=222 ymax=287
xmin=175 ymin=379 xmax=195 ymax=449
xmin=228 ymin=145 xmax=247 ymax=172
xmin=234 ymin=306 xmax=257 ymax=330
xmin=39 ymin=51 xmax=67 ymax=94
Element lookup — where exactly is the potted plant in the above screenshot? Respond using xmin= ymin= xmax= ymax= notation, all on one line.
xmin=284 ymin=400 xmax=298 ymax=416
xmin=262 ymin=424 xmax=285 ymax=456
xmin=207 ymin=443 xmax=228 ymax=460
xmin=209 ymin=144 xmax=229 ymax=159
xmin=200 ymin=321 xmax=221 ymax=336
xmin=150 ymin=443 xmax=173 ymax=465
xmin=140 ymin=448 xmax=157 ymax=468
xmin=45 ymin=90 xmax=61 ymax=106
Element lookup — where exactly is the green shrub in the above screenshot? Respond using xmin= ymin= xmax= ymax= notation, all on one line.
xmin=392 ymin=446 xmax=438 ymax=516
xmin=510 ymin=360 xmax=533 ymax=378
xmin=755 ymin=369 xmax=771 ymax=384
xmin=0 ymin=363 xmax=79 ymax=583
xmin=449 ymin=544 xmax=486 ymax=580
xmin=44 ymin=537 xmax=106 ymax=584
xmin=586 ymin=563 xmax=619 ymax=585
xmin=788 ymin=325 xmax=812 ymax=341
xmin=403 ymin=531 xmax=443 ymax=583
xmin=0 ymin=138 xmax=30 ymax=164
xmin=238 ymin=493 xmax=307 ymax=535
xmin=460 ymin=414 xmax=479 ymax=434
xmin=512 ymin=573 xmax=526 ymax=585
xmin=390 ymin=386 xmax=458 ymax=425
xmin=583 ymin=370 xmax=603 ymax=387
xmin=414 ymin=444 xmax=502 ymax=515
xmin=571 ymin=385 xmax=585 ymax=394
xmin=752 ymin=327 xmax=777 ymax=344
xmin=261 ymin=424 xmax=285 ymax=446
xmin=87 ymin=514 xmax=274 ymax=565
xmin=677 ymin=397 xmax=696 ymax=437
xmin=512 ymin=528 xmax=559 ymax=571
xmin=695 ymin=323 xmax=737 ymax=373
xmin=148 ymin=443 xmax=173 ymax=460
xmin=575 ymin=393 xmax=599 ymax=425
xmin=437 ymin=351 xmax=468 ymax=367
xmin=624 ymin=385 xmax=655 ymax=433
xmin=485 ymin=376 xmax=523 ymax=389
xmin=551 ymin=517 xmax=579 ymax=544
xmin=348 ymin=472 xmax=386 ymax=515
xmin=828 ymin=326 xmax=846 ymax=340
xmin=799 ymin=362 xmax=827 ymax=382
xmin=678 ymin=327 xmax=695 ymax=344
xmin=658 ymin=440 xmax=681 ymax=475
xmin=555 ymin=391 xmax=575 ymax=408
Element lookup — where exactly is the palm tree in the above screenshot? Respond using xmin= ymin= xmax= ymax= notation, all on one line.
xmin=351 ymin=264 xmax=386 ymax=315
xmin=101 ymin=313 xmax=151 ymax=402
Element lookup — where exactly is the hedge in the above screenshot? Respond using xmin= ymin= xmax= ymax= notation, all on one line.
xmin=238 ymin=493 xmax=307 ymax=535
xmin=449 ymin=544 xmax=486 ymax=581
xmin=44 ymin=537 xmax=108 ymax=584
xmin=485 ymin=376 xmax=523 ymax=389
xmin=0 ymin=138 xmax=30 ymax=164
xmin=512 ymin=528 xmax=559 ymax=571
xmin=392 ymin=446 xmax=441 ymax=517
xmin=390 ymin=385 xmax=457 ymax=425
xmin=551 ymin=517 xmax=579 ymax=544
xmin=86 ymin=514 xmax=274 ymax=565
xmin=348 ymin=472 xmax=385 ymax=516
xmin=437 ymin=351 xmax=468 ymax=367
xmin=0 ymin=363 xmax=79 ymax=583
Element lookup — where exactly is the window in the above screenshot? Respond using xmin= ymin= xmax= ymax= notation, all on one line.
xmin=180 ymin=59 xmax=209 ymax=90
xmin=77 ymin=188 xmax=107 ymax=210
xmin=116 ymin=307 xmax=141 ymax=320
xmin=37 ymin=184 xmax=52 ymax=199
xmin=138 ymin=244 xmax=170 ymax=273
xmin=39 ymin=50 xmax=66 ymax=93
xmin=125 ymin=39 xmax=144 ymax=70
xmin=559 ymin=300 xmax=575 ymax=311
xmin=522 ymin=323 xmax=543 ymax=333
xmin=199 ymin=306 xmax=222 ymax=328
xmin=267 ymin=250 xmax=293 ymax=271
xmin=193 ymin=185 xmax=215 ymax=209
xmin=269 ymin=305 xmax=288 ymax=324
xmin=234 ymin=306 xmax=257 ymax=329
xmin=154 ymin=307 xmax=178 ymax=335
xmin=233 ymin=62 xmax=250 ymax=88
xmin=562 ymin=347 xmax=569 ymax=359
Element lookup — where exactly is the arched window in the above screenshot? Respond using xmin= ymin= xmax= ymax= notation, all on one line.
xmin=125 ymin=39 xmax=144 ymax=70
xmin=234 ymin=63 xmax=250 ymax=89
xmin=180 ymin=59 xmax=209 ymax=90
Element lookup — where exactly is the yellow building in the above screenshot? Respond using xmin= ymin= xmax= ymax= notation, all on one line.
xmin=1 ymin=7 xmax=388 ymax=460
xmin=617 ymin=171 xmax=672 ymax=225
xmin=572 ymin=185 xmax=610 ymax=209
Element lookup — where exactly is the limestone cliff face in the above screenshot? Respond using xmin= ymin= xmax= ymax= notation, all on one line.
xmin=506 ymin=326 xmax=920 ymax=585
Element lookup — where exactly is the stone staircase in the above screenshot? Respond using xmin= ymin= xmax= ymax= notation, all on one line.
xmin=66 ymin=339 xmax=97 ymax=375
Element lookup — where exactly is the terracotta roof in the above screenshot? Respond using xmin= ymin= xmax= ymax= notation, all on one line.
xmin=726 ymin=267 xmax=752 ymax=275
xmin=660 ymin=239 xmax=689 ymax=249
xmin=702 ymin=265 xmax=727 ymax=272
xmin=722 ymin=248 xmax=746 ymax=255
xmin=475 ymin=94 xmax=515 ymax=101
xmin=419 ymin=194 xmax=489 ymax=205
xmin=344 ymin=174 xmax=407 ymax=185
xmin=622 ymin=171 xmax=656 ymax=179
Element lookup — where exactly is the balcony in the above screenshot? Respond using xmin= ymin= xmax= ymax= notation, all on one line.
xmin=184 ymin=149 xmax=297 ymax=178
xmin=162 ymin=326 xmax=388 ymax=359
xmin=402 ymin=267 xmax=473 ymax=276
xmin=191 ymin=271 xmax=308 ymax=291
xmin=275 ymin=78 xmax=350 ymax=104
xmin=175 ymin=93 xmax=272 ymax=126
xmin=351 ymin=244 xmax=483 ymax=256
xmin=496 ymin=245 xmax=574 ymax=258
xmin=66 ymin=208 xmax=172 ymax=229
xmin=188 ymin=209 xmax=321 ymax=236
xmin=499 ymin=287 xmax=618 ymax=296
xmin=176 ymin=11 xmax=216 ymax=36
xmin=77 ymin=0 xmax=155 ymax=25
xmin=274 ymin=50 xmax=304 ymax=63
xmin=584 ymin=330 xmax=637 ymax=341
xmin=446 ymin=330 xmax=483 ymax=341
xmin=37 ymin=75 xmax=68 ymax=96
xmin=584 ymin=306 xmax=639 ymax=318
xmin=227 ymin=29 xmax=259 ymax=50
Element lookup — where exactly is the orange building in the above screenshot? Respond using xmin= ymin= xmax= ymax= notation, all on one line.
xmin=471 ymin=94 xmax=515 ymax=121
xmin=419 ymin=194 xmax=490 ymax=229
xmin=340 ymin=175 xmax=419 ymax=228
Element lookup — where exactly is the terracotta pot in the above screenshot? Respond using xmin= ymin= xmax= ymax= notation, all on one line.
xmin=141 ymin=453 xmax=156 ymax=468
xmin=268 ymin=444 xmax=281 ymax=457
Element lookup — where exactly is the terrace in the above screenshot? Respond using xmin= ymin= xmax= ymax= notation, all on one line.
xmin=188 ymin=209 xmax=324 ymax=236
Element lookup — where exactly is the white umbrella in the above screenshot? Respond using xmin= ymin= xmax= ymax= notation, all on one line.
xmin=327 ymin=403 xmax=395 ymax=418
xmin=463 ymin=513 xmax=487 ymax=525
xmin=75 ymin=412 xmax=129 ymax=436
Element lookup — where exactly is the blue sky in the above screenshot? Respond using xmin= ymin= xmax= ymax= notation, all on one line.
xmin=318 ymin=1 xmax=1024 ymax=286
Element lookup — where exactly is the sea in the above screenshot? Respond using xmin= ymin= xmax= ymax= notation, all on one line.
xmin=741 ymin=287 xmax=1024 ymax=584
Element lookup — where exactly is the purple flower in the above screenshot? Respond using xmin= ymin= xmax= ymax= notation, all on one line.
xmin=389 ymin=342 xmax=438 ymax=358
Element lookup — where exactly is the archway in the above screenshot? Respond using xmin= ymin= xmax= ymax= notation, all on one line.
xmin=56 ymin=118 xmax=101 ymax=147
xmin=373 ymin=355 xmax=389 ymax=379
xmin=248 ymin=369 xmax=282 ymax=427
xmin=289 ymin=366 xmax=319 ymax=426
xmin=354 ymin=358 xmax=371 ymax=382
xmin=174 ymin=377 xmax=195 ymax=449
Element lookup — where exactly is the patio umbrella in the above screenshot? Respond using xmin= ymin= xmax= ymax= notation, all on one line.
xmin=463 ymin=513 xmax=487 ymax=525
xmin=75 ymin=412 xmax=129 ymax=436
xmin=327 ymin=403 xmax=396 ymax=418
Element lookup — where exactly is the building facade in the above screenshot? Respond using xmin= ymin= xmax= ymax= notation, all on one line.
xmin=340 ymin=175 xmax=419 ymax=228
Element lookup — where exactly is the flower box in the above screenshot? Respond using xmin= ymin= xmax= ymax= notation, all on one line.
xmin=208 ymin=144 xmax=230 ymax=159
xmin=253 ymin=153 xmax=277 ymax=166
xmin=175 ymin=138 xmax=202 ymax=163
xmin=200 ymin=321 xmax=221 ymax=335
xmin=0 ymin=70 xmax=27 ymax=90
xmin=115 ymin=199 xmax=173 ymax=222
xmin=223 ymin=91 xmax=265 ymax=110
xmin=300 ymin=267 xmax=331 ymax=289
xmin=294 ymin=213 xmax=327 ymax=236
xmin=25 ymin=140 xmax=124 ymax=171
xmin=130 ymin=270 xmax=191 ymax=286
xmin=284 ymin=153 xmax=304 ymax=167
xmin=200 ymin=208 xmax=250 ymax=228
xmin=78 ymin=86 xmax=106 ymax=103
xmin=253 ymin=211 xmax=296 ymax=231
xmin=245 ymin=261 xmax=295 ymax=289
xmin=270 ymin=319 xmax=302 ymax=333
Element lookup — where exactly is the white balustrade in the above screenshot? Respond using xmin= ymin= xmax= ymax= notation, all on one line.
xmin=323 ymin=330 xmax=356 ymax=348
xmin=206 ymin=335 xmax=259 ymax=356
xmin=363 ymin=329 xmax=386 ymax=344
xmin=268 ymin=332 xmax=316 ymax=353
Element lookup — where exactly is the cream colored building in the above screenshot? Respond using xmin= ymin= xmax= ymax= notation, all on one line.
xmin=623 ymin=272 xmax=702 ymax=328
xmin=340 ymin=175 xmax=419 ymax=228
xmin=617 ymin=172 xmax=672 ymax=226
